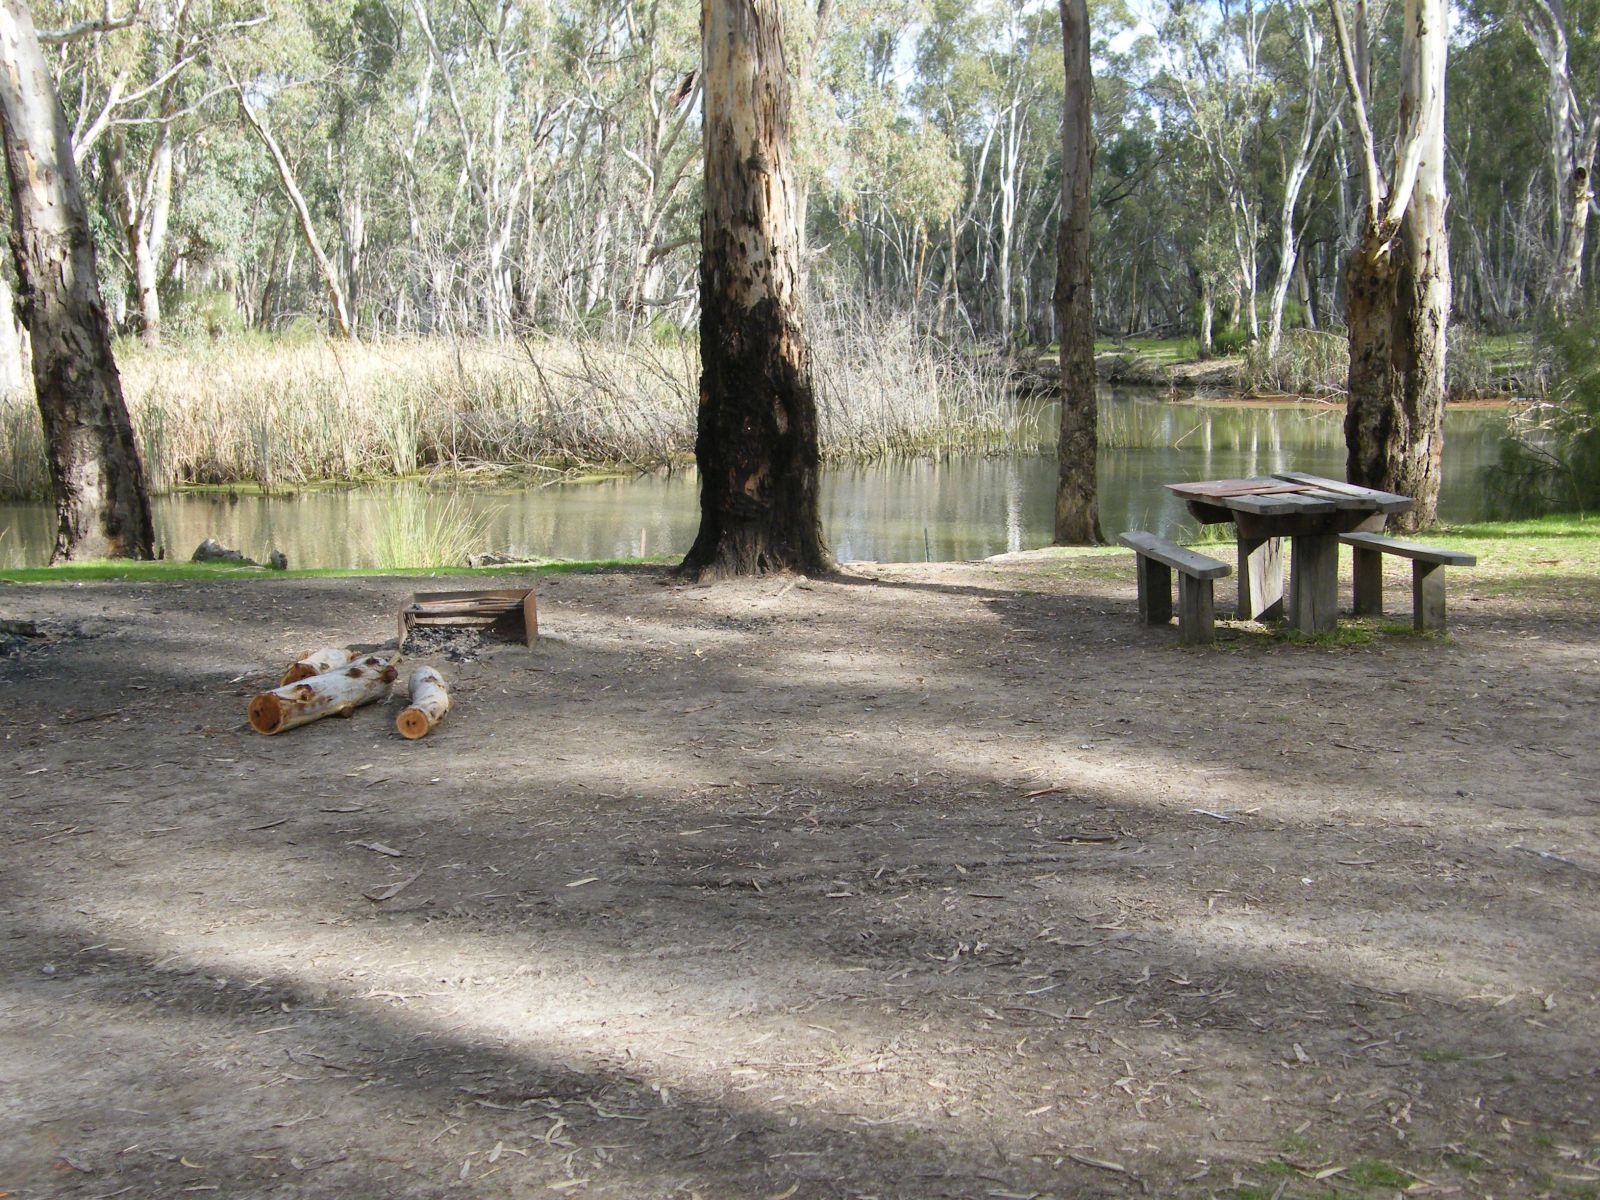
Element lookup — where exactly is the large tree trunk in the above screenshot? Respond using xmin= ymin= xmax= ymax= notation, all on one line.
xmin=1331 ymin=0 xmax=1450 ymax=531
xmin=1342 ymin=223 xmax=1401 ymax=489
xmin=0 ymin=0 xmax=155 ymax=561
xmin=1053 ymin=0 xmax=1101 ymax=545
xmin=679 ymin=0 xmax=832 ymax=579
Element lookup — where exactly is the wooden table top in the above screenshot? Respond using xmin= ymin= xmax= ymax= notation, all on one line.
xmin=1165 ymin=472 xmax=1414 ymax=519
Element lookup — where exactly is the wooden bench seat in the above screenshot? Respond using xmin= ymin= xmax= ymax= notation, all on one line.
xmin=1118 ymin=531 xmax=1232 ymax=645
xmin=1339 ymin=532 xmax=1477 ymax=632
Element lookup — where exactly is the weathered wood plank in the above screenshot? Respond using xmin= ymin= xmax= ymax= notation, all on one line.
xmin=1118 ymin=531 xmax=1232 ymax=580
xmin=1273 ymin=472 xmax=1415 ymax=513
xmin=1237 ymin=535 xmax=1284 ymax=621
xmin=1227 ymin=491 xmax=1342 ymax=517
xmin=1136 ymin=555 xmax=1173 ymax=625
xmin=1169 ymin=478 xmax=1304 ymax=500
xmin=1339 ymin=531 xmax=1476 ymax=566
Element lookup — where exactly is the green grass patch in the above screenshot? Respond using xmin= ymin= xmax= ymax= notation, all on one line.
xmin=1439 ymin=1147 xmax=1489 ymax=1173
xmin=1424 ymin=513 xmax=1600 ymax=600
xmin=1276 ymin=1133 xmax=1318 ymax=1156
xmin=1094 ymin=336 xmax=1200 ymax=364
xmin=1476 ymin=332 xmax=1534 ymax=368
xmin=1441 ymin=511 xmax=1600 ymax=540
xmin=1342 ymin=1159 xmax=1413 ymax=1189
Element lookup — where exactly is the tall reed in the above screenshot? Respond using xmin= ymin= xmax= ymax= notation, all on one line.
xmin=0 ymin=324 xmax=1034 ymax=499
xmin=368 ymin=488 xmax=496 ymax=568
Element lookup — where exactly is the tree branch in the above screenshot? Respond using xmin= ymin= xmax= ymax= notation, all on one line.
xmin=37 ymin=0 xmax=142 ymax=44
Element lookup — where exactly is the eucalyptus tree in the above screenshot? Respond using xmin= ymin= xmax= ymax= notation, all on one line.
xmin=0 ymin=0 xmax=154 ymax=559
xmin=1444 ymin=12 xmax=1542 ymax=326
xmin=51 ymin=0 xmax=267 ymax=343
xmin=1152 ymin=0 xmax=1270 ymax=343
xmin=1519 ymin=0 xmax=1600 ymax=313
xmin=808 ymin=0 xmax=962 ymax=314
xmin=913 ymin=0 xmax=1063 ymax=342
xmin=1328 ymin=0 xmax=1450 ymax=527
xmin=1261 ymin=3 xmax=1340 ymax=356
xmin=681 ymin=0 xmax=831 ymax=578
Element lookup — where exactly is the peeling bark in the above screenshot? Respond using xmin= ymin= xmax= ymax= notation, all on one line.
xmin=680 ymin=0 xmax=831 ymax=579
xmin=0 ymin=0 xmax=154 ymax=561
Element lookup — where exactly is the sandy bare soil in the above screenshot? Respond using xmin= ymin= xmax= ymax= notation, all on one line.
xmin=2 ymin=552 xmax=1598 ymax=1199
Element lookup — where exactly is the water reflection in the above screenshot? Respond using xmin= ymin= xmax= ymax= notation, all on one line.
xmin=0 ymin=394 xmax=1513 ymax=568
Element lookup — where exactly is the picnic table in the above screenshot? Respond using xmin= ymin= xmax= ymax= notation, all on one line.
xmin=1165 ymin=471 xmax=1414 ymax=635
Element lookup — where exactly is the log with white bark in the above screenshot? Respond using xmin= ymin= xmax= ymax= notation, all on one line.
xmin=248 ymin=654 xmax=399 ymax=736
xmin=396 ymin=666 xmax=451 ymax=740
xmin=280 ymin=646 xmax=356 ymax=686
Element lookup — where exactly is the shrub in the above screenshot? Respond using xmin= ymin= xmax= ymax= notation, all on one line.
xmin=1211 ymin=324 xmax=1249 ymax=356
xmin=1491 ymin=308 xmax=1600 ymax=514
xmin=1243 ymin=329 xmax=1348 ymax=397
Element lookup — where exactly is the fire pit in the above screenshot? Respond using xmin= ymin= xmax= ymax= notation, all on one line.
xmin=397 ymin=589 xmax=537 ymax=654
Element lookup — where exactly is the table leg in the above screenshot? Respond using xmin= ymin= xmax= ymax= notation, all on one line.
xmin=1237 ymin=535 xmax=1285 ymax=621
xmin=1288 ymin=533 xmax=1339 ymax=634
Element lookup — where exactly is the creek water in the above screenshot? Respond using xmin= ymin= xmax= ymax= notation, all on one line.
xmin=0 ymin=392 xmax=1514 ymax=569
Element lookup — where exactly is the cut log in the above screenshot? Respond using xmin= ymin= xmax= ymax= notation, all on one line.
xmin=280 ymin=645 xmax=356 ymax=685
xmin=249 ymin=654 xmax=399 ymax=736
xmin=396 ymin=666 xmax=450 ymax=740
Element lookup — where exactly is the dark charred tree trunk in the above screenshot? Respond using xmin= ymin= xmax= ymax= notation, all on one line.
xmin=1343 ymin=204 xmax=1449 ymax=529
xmin=1054 ymin=0 xmax=1101 ymax=545
xmin=679 ymin=0 xmax=832 ymax=579
xmin=0 ymin=0 xmax=154 ymax=561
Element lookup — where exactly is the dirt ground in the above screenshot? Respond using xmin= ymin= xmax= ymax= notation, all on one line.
xmin=3 ymin=550 xmax=1598 ymax=1200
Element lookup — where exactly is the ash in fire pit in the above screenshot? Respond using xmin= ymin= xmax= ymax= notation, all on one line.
xmin=401 ymin=624 xmax=493 ymax=662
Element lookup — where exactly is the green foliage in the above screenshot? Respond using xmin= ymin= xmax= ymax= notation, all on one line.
xmin=30 ymin=0 xmax=1577 ymax=353
xmin=1212 ymin=325 xmax=1249 ymax=357
xmin=168 ymin=289 xmax=247 ymax=340
xmin=1491 ymin=308 xmax=1600 ymax=514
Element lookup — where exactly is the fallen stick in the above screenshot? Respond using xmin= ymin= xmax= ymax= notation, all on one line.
xmin=396 ymin=666 xmax=451 ymax=740
xmin=249 ymin=655 xmax=399 ymax=736
xmin=280 ymin=646 xmax=356 ymax=685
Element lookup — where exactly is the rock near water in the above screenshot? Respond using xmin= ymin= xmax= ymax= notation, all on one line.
xmin=192 ymin=538 xmax=254 ymax=564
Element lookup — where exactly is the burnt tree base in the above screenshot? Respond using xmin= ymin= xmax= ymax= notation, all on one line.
xmin=680 ymin=296 xmax=833 ymax=581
